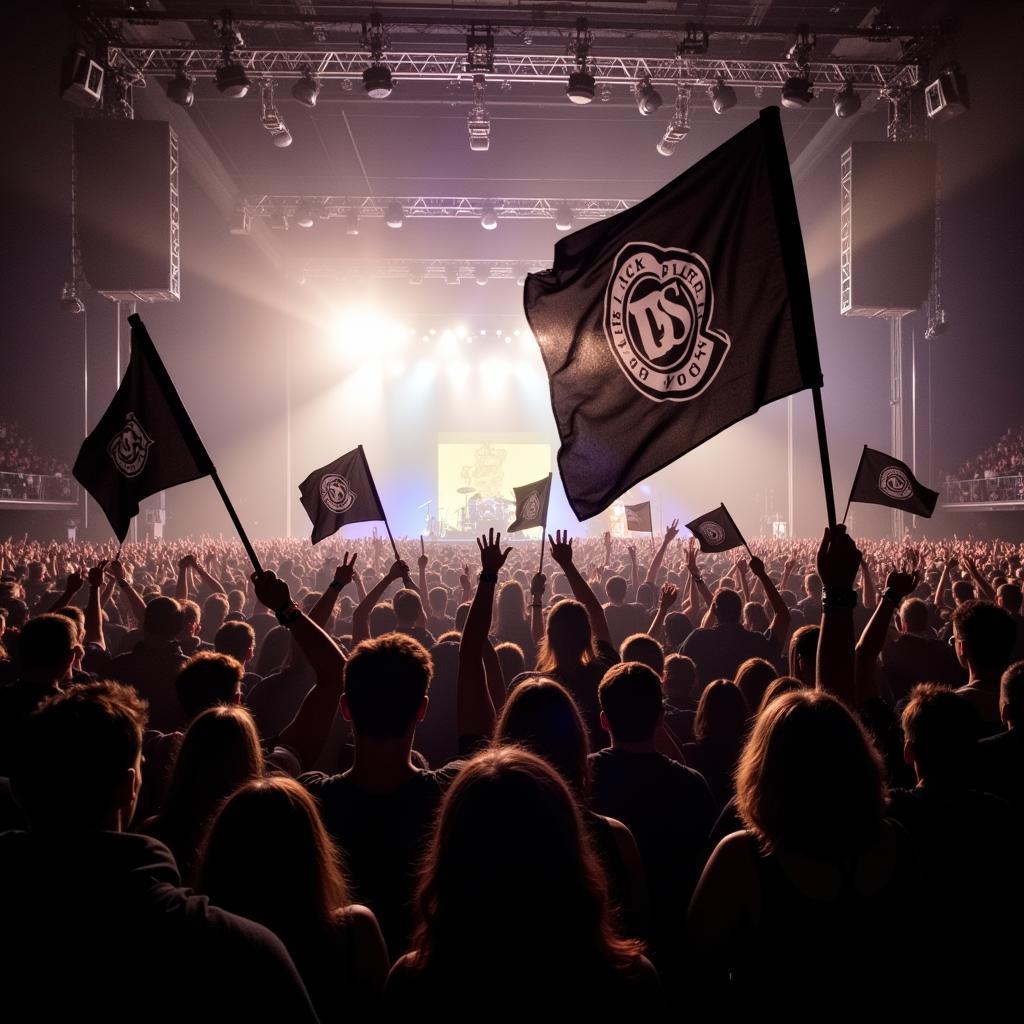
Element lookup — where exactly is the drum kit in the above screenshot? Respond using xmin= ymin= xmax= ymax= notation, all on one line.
xmin=453 ymin=486 xmax=514 ymax=533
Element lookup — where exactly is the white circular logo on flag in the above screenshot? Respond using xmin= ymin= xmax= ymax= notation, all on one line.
xmin=878 ymin=467 xmax=913 ymax=500
xmin=108 ymin=412 xmax=153 ymax=478
xmin=522 ymin=491 xmax=541 ymax=521
xmin=320 ymin=474 xmax=356 ymax=513
xmin=604 ymin=242 xmax=731 ymax=403
xmin=697 ymin=521 xmax=725 ymax=545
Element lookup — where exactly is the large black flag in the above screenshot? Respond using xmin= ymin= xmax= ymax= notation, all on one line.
xmin=73 ymin=314 xmax=212 ymax=542
xmin=847 ymin=446 xmax=939 ymax=518
xmin=685 ymin=504 xmax=747 ymax=554
xmin=624 ymin=501 xmax=653 ymax=533
xmin=299 ymin=446 xmax=386 ymax=544
xmin=508 ymin=473 xmax=552 ymax=533
xmin=524 ymin=107 xmax=822 ymax=520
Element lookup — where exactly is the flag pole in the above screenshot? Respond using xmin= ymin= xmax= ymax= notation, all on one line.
xmin=811 ymin=388 xmax=838 ymax=529
xmin=210 ymin=468 xmax=263 ymax=575
xmin=358 ymin=445 xmax=402 ymax=563
xmin=724 ymin=503 xmax=755 ymax=562
xmin=538 ymin=473 xmax=552 ymax=577
xmin=841 ymin=445 xmax=866 ymax=526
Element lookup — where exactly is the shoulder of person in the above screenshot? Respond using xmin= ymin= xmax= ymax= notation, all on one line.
xmin=704 ymin=829 xmax=761 ymax=887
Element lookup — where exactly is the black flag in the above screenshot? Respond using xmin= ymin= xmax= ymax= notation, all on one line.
xmin=508 ymin=474 xmax=552 ymax=533
xmin=685 ymin=504 xmax=747 ymax=554
xmin=624 ymin=501 xmax=652 ymax=533
xmin=73 ymin=314 xmax=212 ymax=542
xmin=847 ymin=446 xmax=939 ymax=518
xmin=299 ymin=446 xmax=386 ymax=544
xmin=524 ymin=107 xmax=822 ymax=520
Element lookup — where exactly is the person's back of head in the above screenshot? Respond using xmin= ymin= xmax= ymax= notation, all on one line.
xmin=804 ymin=573 xmax=822 ymax=599
xmin=256 ymin=624 xmax=291 ymax=676
xmin=734 ymin=657 xmax=776 ymax=713
xmin=214 ymin=621 xmax=256 ymax=666
xmin=788 ymin=624 xmax=820 ymax=685
xmin=227 ymin=588 xmax=245 ymax=614
xmin=663 ymin=653 xmax=697 ymax=707
xmin=743 ymin=602 xmax=769 ymax=634
xmin=694 ymin=679 xmax=749 ymax=744
xmin=619 ymin=633 xmax=664 ymax=675
xmin=1001 ymin=661 xmax=1024 ymax=728
xmin=178 ymin=599 xmax=201 ymax=638
xmin=736 ymin=690 xmax=884 ymax=860
xmin=494 ymin=642 xmax=526 ymax=684
xmin=175 ymin=652 xmax=243 ymax=722
xmin=665 ymin=610 xmax=693 ymax=649
xmin=369 ymin=603 xmax=398 ymax=637
xmin=758 ymin=675 xmax=807 ymax=714
xmin=605 ymin=576 xmax=628 ymax=605
xmin=539 ymin=599 xmax=594 ymax=671
xmin=497 ymin=581 xmax=526 ymax=627
xmin=198 ymin=776 xmax=347 ymax=941
xmin=202 ymin=593 xmax=229 ymax=631
xmin=144 ymin=596 xmax=185 ymax=641
xmin=712 ymin=588 xmax=742 ymax=625
xmin=901 ymin=683 xmax=976 ymax=784
xmin=16 ymin=614 xmax=79 ymax=679
xmin=635 ymin=582 xmax=655 ymax=611
xmin=11 ymin=681 xmax=147 ymax=830
xmin=343 ymin=632 xmax=432 ymax=740
xmin=454 ymin=602 xmax=471 ymax=632
xmin=393 ymin=588 xmax=423 ymax=628
xmin=951 ymin=579 xmax=975 ymax=605
xmin=997 ymin=583 xmax=1023 ymax=616
xmin=899 ymin=598 xmax=930 ymax=635
xmin=598 ymin=661 xmax=663 ymax=744
xmin=53 ymin=606 xmax=85 ymax=644
xmin=951 ymin=599 xmax=1017 ymax=677
xmin=494 ymin=678 xmax=590 ymax=796
xmin=429 ymin=586 xmax=449 ymax=617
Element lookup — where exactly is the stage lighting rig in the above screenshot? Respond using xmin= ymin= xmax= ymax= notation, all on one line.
xmin=635 ymin=75 xmax=662 ymax=116
xmin=554 ymin=205 xmax=574 ymax=231
xmin=657 ymin=87 xmax=690 ymax=157
xmin=166 ymin=64 xmax=195 ymax=108
xmin=214 ymin=10 xmax=250 ymax=98
xmin=259 ymin=80 xmax=292 ymax=147
xmin=833 ymin=81 xmax=861 ymax=118
xmin=294 ymin=205 xmax=314 ymax=228
xmin=678 ymin=24 xmax=710 ymax=56
xmin=61 ymin=47 xmax=104 ymax=108
xmin=924 ymin=65 xmax=969 ymax=122
xmin=709 ymin=75 xmax=736 ymax=114
xmin=781 ymin=23 xmax=815 ymax=109
xmin=362 ymin=12 xmax=393 ymax=98
xmin=467 ymin=75 xmax=491 ymax=152
xmin=566 ymin=19 xmax=595 ymax=105
xmin=465 ymin=24 xmax=495 ymax=74
xmin=292 ymin=69 xmax=320 ymax=107
xmin=480 ymin=204 xmax=498 ymax=230
xmin=385 ymin=202 xmax=404 ymax=229
xmin=346 ymin=210 xmax=360 ymax=235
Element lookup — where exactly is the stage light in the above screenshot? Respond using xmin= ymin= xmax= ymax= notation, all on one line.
xmin=480 ymin=205 xmax=498 ymax=230
xmin=363 ymin=65 xmax=393 ymax=98
xmin=292 ymin=71 xmax=320 ymax=107
xmin=385 ymin=202 xmax=404 ymax=228
xmin=925 ymin=66 xmax=969 ymax=122
xmin=504 ymin=336 xmax=512 ymax=344
xmin=833 ymin=81 xmax=860 ymax=118
xmin=272 ymin=129 xmax=293 ymax=148
xmin=554 ymin=205 xmax=574 ymax=232
xmin=475 ymin=268 xmax=489 ymax=285
xmin=346 ymin=211 xmax=360 ymax=236
xmin=567 ymin=71 xmax=595 ymax=105
xmin=294 ymin=206 xmax=314 ymax=228
xmin=636 ymin=77 xmax=662 ymax=116
xmin=166 ymin=67 xmax=195 ymax=109
xmin=709 ymin=76 xmax=736 ymax=115
xmin=60 ymin=48 xmax=104 ymax=108
xmin=216 ymin=62 xmax=250 ymax=98
xmin=781 ymin=75 xmax=814 ymax=109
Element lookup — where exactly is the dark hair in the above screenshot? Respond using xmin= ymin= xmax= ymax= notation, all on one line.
xmin=53 ymin=605 xmax=85 ymax=640
xmin=215 ymin=620 xmax=256 ymax=663
xmin=1002 ymin=661 xmax=1024 ymax=726
xmin=899 ymin=597 xmax=929 ymax=634
xmin=16 ymin=614 xmax=78 ymax=674
xmin=256 ymin=625 xmax=292 ymax=676
xmin=663 ymin=653 xmax=697 ymax=702
xmin=496 ymin=581 xmax=528 ymax=633
xmin=665 ymin=611 xmax=693 ymax=648
xmin=369 ymin=603 xmax=398 ymax=637
xmin=12 ymin=681 xmax=147 ymax=828
xmin=605 ymin=576 xmax=628 ymax=603
xmin=619 ymin=633 xmax=664 ymax=675
xmin=712 ymin=588 xmax=742 ymax=624
xmin=694 ymin=679 xmax=749 ymax=743
xmin=901 ymin=683 xmax=978 ymax=780
xmin=494 ymin=642 xmax=526 ymax=684
xmin=734 ymin=658 xmax=776 ymax=712
xmin=144 ymin=596 xmax=185 ymax=639
xmin=494 ymin=679 xmax=590 ymax=796
xmin=788 ymin=624 xmax=820 ymax=681
xmin=951 ymin=600 xmax=1017 ymax=674
xmin=393 ymin=588 xmax=423 ymax=625
xmin=997 ymin=583 xmax=1023 ymax=615
xmin=758 ymin=675 xmax=807 ymax=713
xmin=344 ymin=632 xmax=432 ymax=738
xmin=736 ymin=690 xmax=885 ymax=859
xmin=598 ymin=662 xmax=663 ymax=743
xmin=175 ymin=652 xmax=243 ymax=722
xmin=536 ymin=599 xmax=597 ymax=674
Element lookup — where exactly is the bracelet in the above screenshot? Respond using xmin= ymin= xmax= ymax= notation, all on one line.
xmin=275 ymin=601 xmax=303 ymax=626
xmin=881 ymin=588 xmax=902 ymax=607
xmin=823 ymin=587 xmax=858 ymax=610
xmin=479 ymin=571 xmax=498 ymax=584
xmin=531 ymin=602 xmax=542 ymax=609
xmin=692 ymin=575 xmax=704 ymax=585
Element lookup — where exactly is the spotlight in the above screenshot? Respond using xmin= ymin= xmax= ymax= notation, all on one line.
xmin=60 ymin=281 xmax=85 ymax=314
xmin=363 ymin=65 xmax=393 ymax=99
xmin=567 ymin=71 xmax=595 ymax=105
xmin=216 ymin=62 xmax=251 ymax=99
xmin=60 ymin=48 xmax=104 ymax=108
xmin=292 ymin=71 xmax=320 ymax=108
xmin=272 ymin=129 xmax=293 ymax=148
xmin=385 ymin=202 xmax=404 ymax=229
xmin=657 ymin=87 xmax=690 ymax=156
xmin=294 ymin=206 xmax=314 ymax=228
xmin=781 ymin=75 xmax=814 ymax=109
xmin=480 ymin=205 xmax=498 ymax=230
xmin=636 ymin=77 xmax=662 ymax=116
xmin=475 ymin=267 xmax=490 ymax=286
xmin=516 ymin=274 xmax=527 ymax=287
xmin=467 ymin=111 xmax=491 ymax=151
xmin=924 ymin=65 xmax=969 ymax=122
xmin=833 ymin=81 xmax=861 ymax=118
xmin=554 ymin=205 xmax=574 ymax=232
xmin=709 ymin=76 xmax=736 ymax=115
xmin=346 ymin=211 xmax=360 ymax=236
xmin=166 ymin=67 xmax=195 ymax=109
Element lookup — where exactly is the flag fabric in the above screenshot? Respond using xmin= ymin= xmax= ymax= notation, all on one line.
xmin=685 ymin=504 xmax=747 ymax=554
xmin=507 ymin=473 xmax=552 ymax=533
xmin=624 ymin=501 xmax=653 ymax=533
xmin=73 ymin=314 xmax=212 ymax=542
xmin=299 ymin=446 xmax=386 ymax=544
xmin=848 ymin=446 xmax=939 ymax=518
xmin=524 ymin=106 xmax=823 ymax=520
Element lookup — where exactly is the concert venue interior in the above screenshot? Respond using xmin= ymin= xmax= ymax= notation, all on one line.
xmin=2 ymin=3 xmax=1022 ymax=1021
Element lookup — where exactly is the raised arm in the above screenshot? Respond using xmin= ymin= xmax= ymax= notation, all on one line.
xmin=855 ymin=568 xmax=919 ymax=703
xmin=417 ymin=548 xmax=428 ymax=599
xmin=860 ymin=558 xmax=877 ymax=610
xmin=190 ymin=554 xmax=226 ymax=596
xmin=308 ymin=553 xmax=357 ymax=630
xmin=934 ymin=555 xmax=954 ymax=609
xmin=734 ymin=558 xmax=751 ymax=606
xmin=548 ymin=530 xmax=613 ymax=648
xmin=686 ymin=539 xmax=715 ymax=614
xmin=780 ymin=553 xmax=798 ymax=596
xmin=627 ymin=544 xmax=640 ymax=601
xmin=814 ymin=525 xmax=862 ymax=705
xmin=645 ymin=520 xmax=679 ymax=585
xmin=530 ymin=571 xmax=546 ymax=645
xmin=647 ymin=583 xmax=679 ymax=643
xmin=254 ymin=571 xmax=346 ymax=772
xmin=175 ymin=556 xmax=189 ymax=601
xmin=351 ymin=559 xmax=408 ymax=646
xmin=84 ymin=561 xmax=107 ymax=649
xmin=45 ymin=570 xmax=85 ymax=613
xmin=963 ymin=554 xmax=996 ymax=602
xmin=749 ymin=556 xmax=790 ymax=640
xmin=458 ymin=531 xmax=511 ymax=742
xmin=107 ymin=560 xmax=147 ymax=627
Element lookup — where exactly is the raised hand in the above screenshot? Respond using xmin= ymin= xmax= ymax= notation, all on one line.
xmin=736 ymin=557 xmax=748 ymax=575
xmin=749 ymin=555 xmax=766 ymax=577
xmin=686 ymin=537 xmax=700 ymax=575
xmin=884 ymin=567 xmax=920 ymax=603
xmin=548 ymin=529 xmax=574 ymax=569
xmin=627 ymin=544 xmax=637 ymax=562
xmin=87 ymin=560 xmax=107 ymax=588
xmin=417 ymin=553 xmax=429 ymax=571
xmin=659 ymin=582 xmax=679 ymax=610
xmin=530 ymin=572 xmax=547 ymax=598
xmin=386 ymin=558 xmax=410 ymax=583
xmin=64 ymin=570 xmax=85 ymax=593
xmin=252 ymin=570 xmax=292 ymax=611
xmin=665 ymin=518 xmax=680 ymax=543
xmin=815 ymin=525 xmax=862 ymax=591
xmin=106 ymin=560 xmax=126 ymax=582
xmin=460 ymin=564 xmax=472 ymax=591
xmin=333 ymin=551 xmax=357 ymax=590
xmin=477 ymin=529 xmax=512 ymax=574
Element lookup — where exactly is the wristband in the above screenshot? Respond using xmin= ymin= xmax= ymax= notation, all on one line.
xmin=275 ymin=601 xmax=303 ymax=626
xmin=823 ymin=587 xmax=858 ymax=610
xmin=479 ymin=571 xmax=498 ymax=584
xmin=531 ymin=602 xmax=542 ymax=609
xmin=329 ymin=579 xmax=344 ymax=590
xmin=881 ymin=588 xmax=902 ymax=607
xmin=691 ymin=575 xmax=704 ymax=585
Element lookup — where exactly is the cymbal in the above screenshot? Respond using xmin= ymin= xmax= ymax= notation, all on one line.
xmin=457 ymin=487 xmax=477 ymax=494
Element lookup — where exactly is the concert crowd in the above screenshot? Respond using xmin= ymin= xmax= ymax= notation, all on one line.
xmin=0 ymin=525 xmax=1020 ymax=1019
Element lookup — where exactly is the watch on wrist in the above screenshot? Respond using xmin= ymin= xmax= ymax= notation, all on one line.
xmin=823 ymin=587 xmax=858 ymax=610
xmin=479 ymin=570 xmax=498 ymax=585
xmin=275 ymin=601 xmax=303 ymax=626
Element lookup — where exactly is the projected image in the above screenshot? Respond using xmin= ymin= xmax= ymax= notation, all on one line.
xmin=438 ymin=440 xmax=550 ymax=536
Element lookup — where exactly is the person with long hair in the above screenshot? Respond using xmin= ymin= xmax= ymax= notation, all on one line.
xmin=197 ymin=776 xmax=389 ymax=1023
xmin=383 ymin=746 xmax=665 ymax=1022
xmin=493 ymin=580 xmax=536 ymax=668
xmin=680 ymin=679 xmax=749 ymax=814
xmin=685 ymin=690 xmax=924 ymax=1016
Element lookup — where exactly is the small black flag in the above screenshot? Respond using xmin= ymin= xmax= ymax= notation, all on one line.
xmin=848 ymin=446 xmax=939 ymax=518
xmin=624 ymin=501 xmax=653 ymax=533
xmin=685 ymin=504 xmax=747 ymax=554
xmin=299 ymin=446 xmax=386 ymax=544
xmin=524 ymin=107 xmax=822 ymax=520
xmin=508 ymin=474 xmax=552 ymax=533
xmin=73 ymin=315 xmax=212 ymax=542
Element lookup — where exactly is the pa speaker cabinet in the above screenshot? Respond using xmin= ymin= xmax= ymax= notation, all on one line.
xmin=74 ymin=119 xmax=180 ymax=302
xmin=840 ymin=142 xmax=935 ymax=317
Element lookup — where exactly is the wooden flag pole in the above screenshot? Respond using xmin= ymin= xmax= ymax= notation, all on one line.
xmin=210 ymin=468 xmax=263 ymax=576
xmin=811 ymin=388 xmax=838 ymax=530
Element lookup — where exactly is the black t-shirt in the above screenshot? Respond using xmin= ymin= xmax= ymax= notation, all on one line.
xmin=680 ymin=623 xmax=777 ymax=688
xmin=881 ymin=633 xmax=966 ymax=700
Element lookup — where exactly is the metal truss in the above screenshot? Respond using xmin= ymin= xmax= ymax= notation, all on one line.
xmin=108 ymin=47 xmax=918 ymax=92
xmin=296 ymin=257 xmax=549 ymax=284
xmin=249 ymin=195 xmax=630 ymax=222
